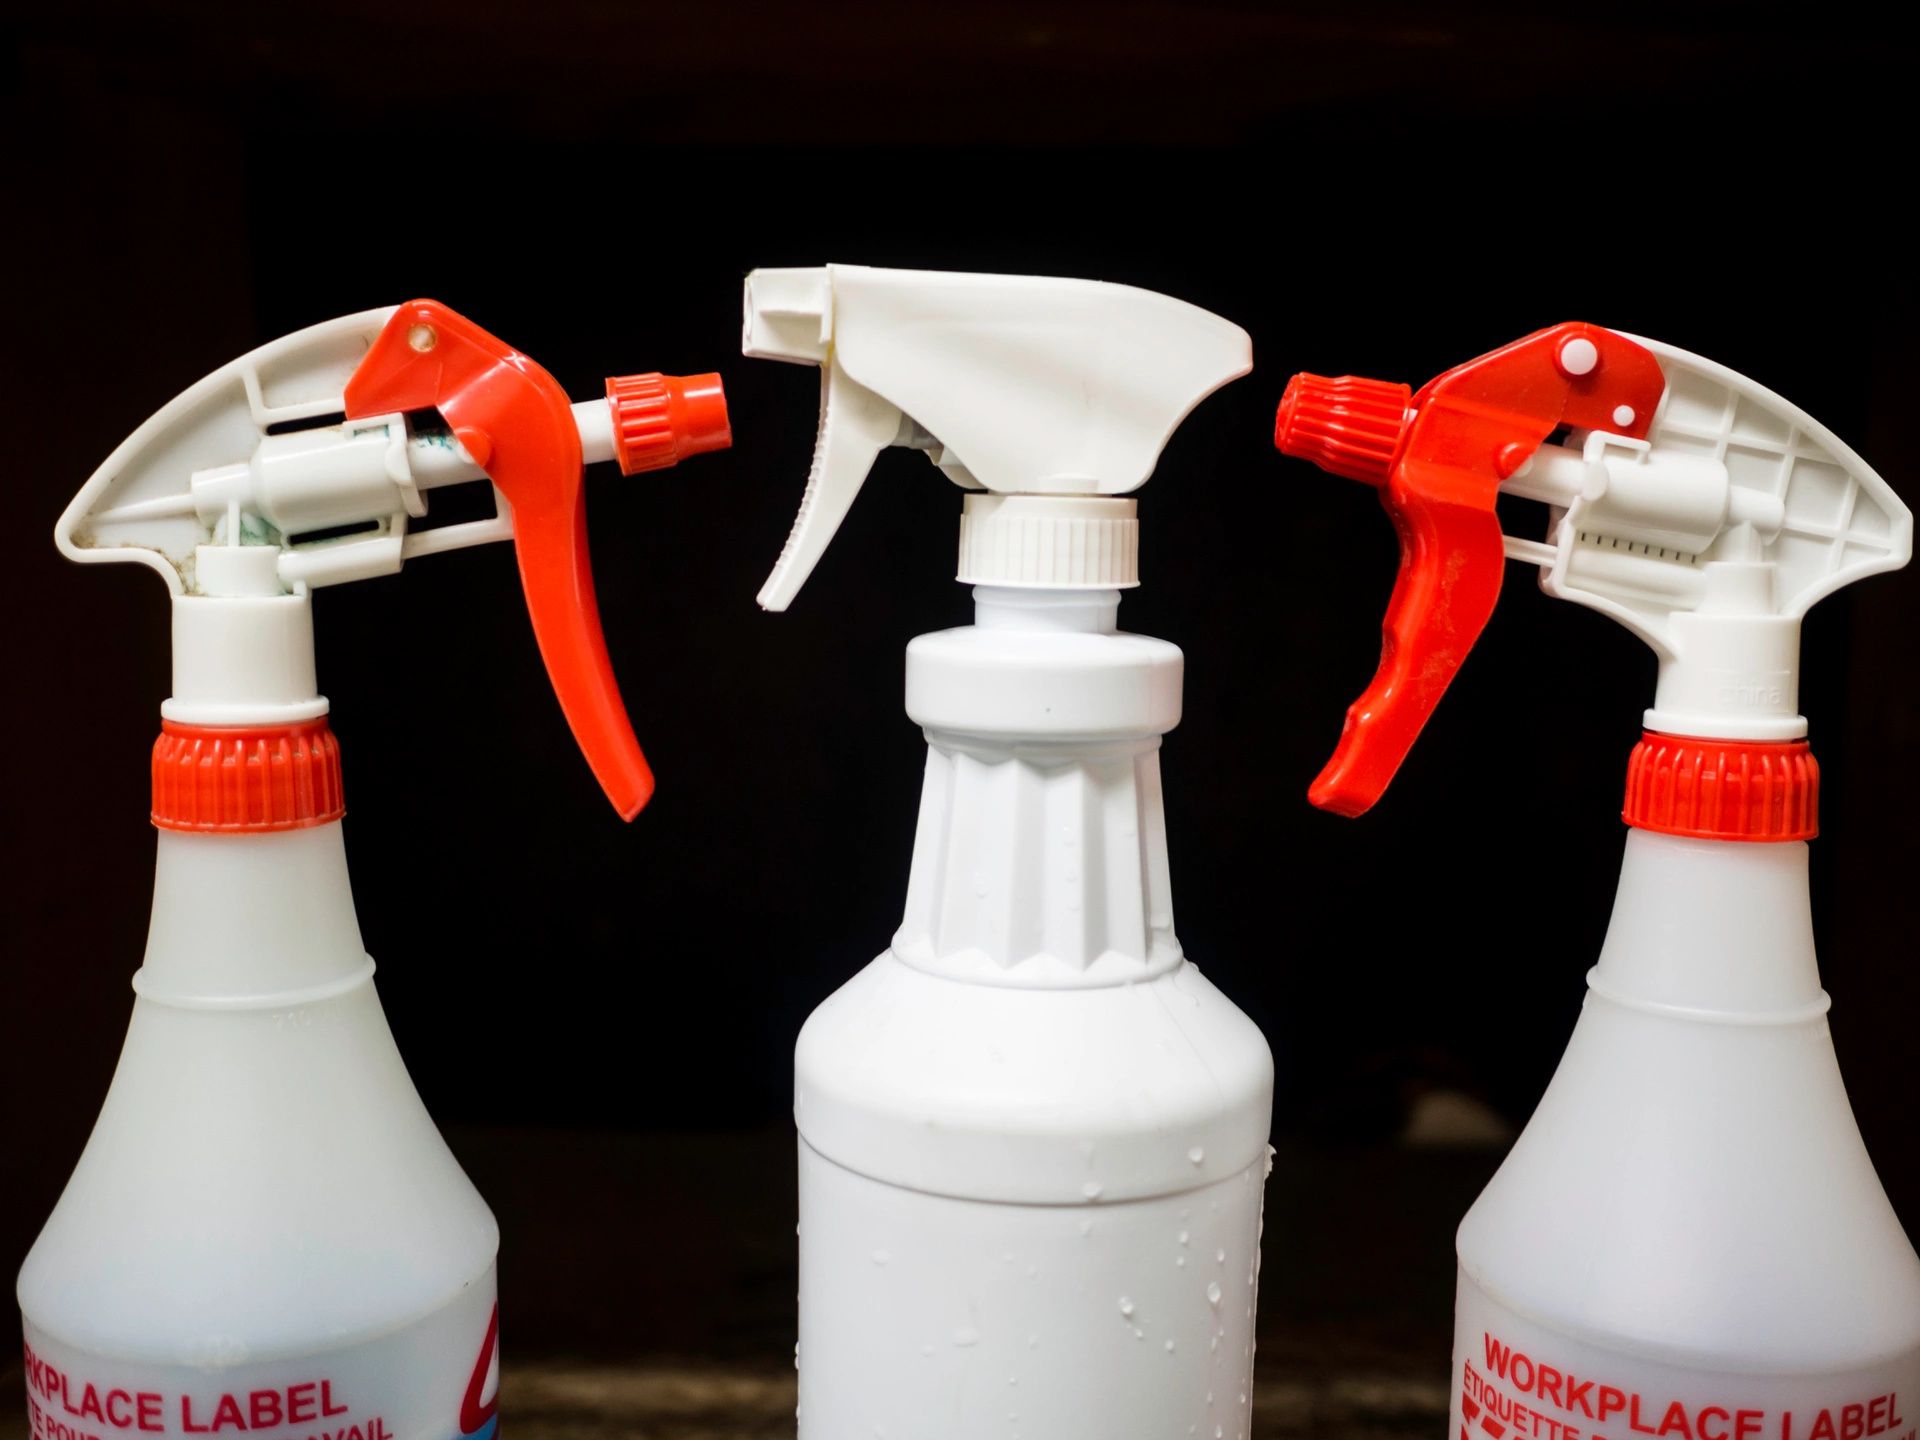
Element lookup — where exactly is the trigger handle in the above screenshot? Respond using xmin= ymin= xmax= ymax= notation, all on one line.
xmin=344 ymin=299 xmax=655 ymax=819
xmin=1277 ymin=323 xmax=1667 ymax=815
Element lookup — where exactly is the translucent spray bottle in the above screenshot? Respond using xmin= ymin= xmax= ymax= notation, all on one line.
xmin=24 ymin=302 xmax=729 ymax=1440
xmin=1276 ymin=323 xmax=1920 ymax=1440
xmin=745 ymin=263 xmax=1274 ymax=1439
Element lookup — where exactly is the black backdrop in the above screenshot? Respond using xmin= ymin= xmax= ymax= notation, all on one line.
xmin=5 ymin=2 xmax=1916 ymax=1283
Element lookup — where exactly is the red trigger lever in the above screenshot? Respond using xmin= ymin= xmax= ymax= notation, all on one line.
xmin=1274 ymin=322 xmax=1665 ymax=818
xmin=344 ymin=300 xmax=731 ymax=820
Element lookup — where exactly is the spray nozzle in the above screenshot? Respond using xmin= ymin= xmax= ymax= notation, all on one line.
xmin=1278 ymin=322 xmax=1911 ymax=819
xmin=57 ymin=300 xmax=733 ymax=820
xmin=745 ymin=264 xmax=1252 ymax=609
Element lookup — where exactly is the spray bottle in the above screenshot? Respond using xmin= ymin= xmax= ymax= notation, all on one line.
xmin=22 ymin=301 xmax=729 ymax=1440
xmin=745 ymin=263 xmax=1272 ymax=1438
xmin=1275 ymin=323 xmax=1920 ymax=1440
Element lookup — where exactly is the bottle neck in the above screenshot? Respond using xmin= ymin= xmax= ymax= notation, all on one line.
xmin=166 ymin=585 xmax=329 ymax=726
xmin=971 ymin=585 xmax=1119 ymax=634
xmin=892 ymin=585 xmax=1184 ymax=989
xmin=137 ymin=823 xmax=373 ymax=1007
xmin=1588 ymin=828 xmax=1824 ymax=1021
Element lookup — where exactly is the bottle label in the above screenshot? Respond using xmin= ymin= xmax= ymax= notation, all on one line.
xmin=20 ymin=1276 xmax=499 ymax=1440
xmin=1453 ymin=1277 xmax=1918 ymax=1440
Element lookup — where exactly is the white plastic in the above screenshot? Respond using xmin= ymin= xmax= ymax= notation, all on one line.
xmin=793 ymin=589 xmax=1273 ymax=1439
xmin=21 ymin=308 xmax=633 ymax=1439
xmin=1498 ymin=338 xmax=1912 ymax=739
xmin=1437 ymin=337 xmax=1920 ymax=1439
xmin=19 ymin=823 xmax=501 ymax=1440
xmin=53 ymin=309 xmax=631 ymax=722
xmin=956 ymin=494 xmax=1141 ymax=589
xmin=748 ymin=267 xmax=1268 ymax=1436
xmin=1448 ymin=831 xmax=1920 ymax=1438
xmin=742 ymin=263 xmax=1251 ymax=609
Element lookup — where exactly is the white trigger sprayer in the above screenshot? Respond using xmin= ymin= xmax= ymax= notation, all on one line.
xmin=746 ymin=263 xmax=1275 ymax=1439
xmin=21 ymin=302 xmax=729 ymax=1440
xmin=1276 ymin=324 xmax=1920 ymax=1439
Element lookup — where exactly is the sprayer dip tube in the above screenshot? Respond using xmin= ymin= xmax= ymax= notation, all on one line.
xmin=792 ymin=587 xmax=1275 ymax=1439
xmin=1448 ymin=831 xmax=1920 ymax=1440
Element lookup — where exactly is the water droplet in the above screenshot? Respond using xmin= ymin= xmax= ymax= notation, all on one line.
xmin=952 ymin=1327 xmax=980 ymax=1347
xmin=1215 ymin=1427 xmax=1224 ymax=1439
xmin=1008 ymin=1375 xmax=1018 ymax=1386
xmin=1081 ymin=1180 xmax=1103 ymax=1200
xmin=871 ymin=1249 xmax=890 ymax=1265
xmin=1215 ymin=1248 xmax=1226 ymax=1264
xmin=1001 ymin=1251 xmax=1014 ymax=1264
xmin=1176 ymin=1256 xmax=1186 ymax=1268
xmin=1117 ymin=1296 xmax=1135 ymax=1317
xmin=1164 ymin=1339 xmax=1176 ymax=1353
xmin=1206 ymin=1281 xmax=1223 ymax=1306
xmin=1178 ymin=1230 xmax=1190 ymax=1245
xmin=1187 ymin=1146 xmax=1206 ymax=1165
xmin=1132 ymin=1326 xmax=1145 ymax=1340
xmin=1079 ymin=1218 xmax=1094 ymax=1236
xmin=920 ymin=1343 xmax=934 ymax=1357
xmin=1026 ymin=1334 xmax=1039 ymax=1349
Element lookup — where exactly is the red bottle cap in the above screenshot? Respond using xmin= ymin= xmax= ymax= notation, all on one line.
xmin=608 ymin=372 xmax=733 ymax=475
xmin=1623 ymin=731 xmax=1818 ymax=842
xmin=152 ymin=719 xmax=345 ymax=833
xmin=1274 ymin=373 xmax=1411 ymax=485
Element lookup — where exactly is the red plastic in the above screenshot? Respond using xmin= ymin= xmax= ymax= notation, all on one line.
xmin=1277 ymin=323 xmax=1667 ymax=817
xmin=344 ymin=301 xmax=677 ymax=820
xmin=153 ymin=719 xmax=345 ymax=832
xmin=1274 ymin=374 xmax=1411 ymax=485
xmin=608 ymin=372 xmax=732 ymax=474
xmin=1624 ymin=732 xmax=1818 ymax=842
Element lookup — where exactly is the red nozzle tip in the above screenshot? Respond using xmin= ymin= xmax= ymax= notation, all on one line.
xmin=1274 ymin=373 xmax=1412 ymax=486
xmin=608 ymin=371 xmax=733 ymax=475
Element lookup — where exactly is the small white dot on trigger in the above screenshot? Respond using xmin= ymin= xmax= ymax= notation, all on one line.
xmin=1613 ymin=404 xmax=1636 ymax=428
xmin=1559 ymin=337 xmax=1599 ymax=376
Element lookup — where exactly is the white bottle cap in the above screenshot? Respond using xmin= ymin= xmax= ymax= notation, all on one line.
xmin=956 ymin=494 xmax=1139 ymax=589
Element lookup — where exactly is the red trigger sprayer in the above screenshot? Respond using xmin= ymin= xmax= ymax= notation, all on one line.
xmin=23 ymin=301 xmax=730 ymax=1435
xmin=1277 ymin=324 xmax=1920 ymax=1434
xmin=1275 ymin=322 xmax=1664 ymax=814
xmin=346 ymin=300 xmax=732 ymax=817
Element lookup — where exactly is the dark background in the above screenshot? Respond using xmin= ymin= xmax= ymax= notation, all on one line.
xmin=3 ymin=0 xmax=1915 ymax=1379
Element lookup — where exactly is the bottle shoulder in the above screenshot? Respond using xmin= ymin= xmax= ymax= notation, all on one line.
xmin=795 ymin=953 xmax=1274 ymax=1205
xmin=1458 ymin=994 xmax=1920 ymax=1370
xmin=18 ymin=983 xmax=498 ymax=1361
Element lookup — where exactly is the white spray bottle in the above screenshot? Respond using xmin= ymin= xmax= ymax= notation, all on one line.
xmin=745 ymin=263 xmax=1273 ymax=1439
xmin=23 ymin=301 xmax=730 ymax=1440
xmin=1276 ymin=323 xmax=1920 ymax=1440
